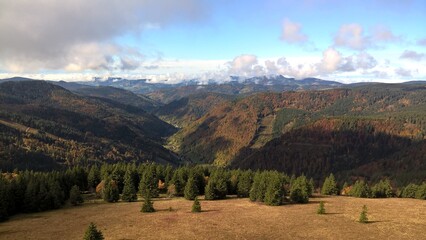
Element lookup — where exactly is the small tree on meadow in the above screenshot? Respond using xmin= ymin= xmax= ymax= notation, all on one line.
xmin=317 ymin=201 xmax=325 ymax=214
xmin=359 ymin=205 xmax=368 ymax=223
xmin=321 ymin=173 xmax=338 ymax=195
xmin=83 ymin=222 xmax=104 ymax=240
xmin=69 ymin=185 xmax=84 ymax=206
xmin=141 ymin=194 xmax=155 ymax=213
xmin=192 ymin=197 xmax=201 ymax=213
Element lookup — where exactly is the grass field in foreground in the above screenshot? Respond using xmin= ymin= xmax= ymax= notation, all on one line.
xmin=0 ymin=195 xmax=425 ymax=240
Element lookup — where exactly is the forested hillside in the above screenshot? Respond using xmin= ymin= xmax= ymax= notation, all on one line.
xmin=0 ymin=81 xmax=179 ymax=170
xmin=169 ymin=83 xmax=426 ymax=184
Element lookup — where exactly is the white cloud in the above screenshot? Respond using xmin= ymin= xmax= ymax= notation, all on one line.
xmin=334 ymin=24 xmax=370 ymax=50
xmin=281 ymin=19 xmax=308 ymax=44
xmin=319 ymin=48 xmax=342 ymax=72
xmin=226 ymin=54 xmax=262 ymax=77
xmin=400 ymin=50 xmax=425 ymax=61
xmin=0 ymin=0 xmax=205 ymax=72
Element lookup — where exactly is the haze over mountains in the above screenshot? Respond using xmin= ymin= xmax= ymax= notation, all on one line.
xmin=1 ymin=76 xmax=426 ymax=185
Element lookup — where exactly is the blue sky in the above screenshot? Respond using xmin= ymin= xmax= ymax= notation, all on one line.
xmin=0 ymin=0 xmax=425 ymax=83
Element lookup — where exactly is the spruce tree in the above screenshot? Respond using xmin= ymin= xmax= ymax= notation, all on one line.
xmin=102 ymin=178 xmax=119 ymax=203
xmin=139 ymin=164 xmax=158 ymax=198
xmin=415 ymin=182 xmax=426 ymax=200
xmin=289 ymin=175 xmax=309 ymax=203
xmin=317 ymin=201 xmax=325 ymax=214
xmin=264 ymin=172 xmax=284 ymax=206
xmin=349 ymin=180 xmax=371 ymax=198
xmin=359 ymin=205 xmax=368 ymax=223
xmin=192 ymin=197 xmax=201 ymax=213
xmin=83 ymin=222 xmax=104 ymax=240
xmin=0 ymin=177 xmax=10 ymax=221
xmin=121 ymin=171 xmax=137 ymax=202
xmin=141 ymin=194 xmax=155 ymax=213
xmin=237 ymin=171 xmax=253 ymax=198
xmin=321 ymin=173 xmax=338 ymax=195
xmin=184 ymin=176 xmax=198 ymax=200
xmin=69 ymin=185 xmax=84 ymax=206
xmin=204 ymin=179 xmax=215 ymax=200
xmin=87 ymin=165 xmax=101 ymax=191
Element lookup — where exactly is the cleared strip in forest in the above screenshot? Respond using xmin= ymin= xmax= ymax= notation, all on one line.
xmin=0 ymin=118 xmax=62 ymax=141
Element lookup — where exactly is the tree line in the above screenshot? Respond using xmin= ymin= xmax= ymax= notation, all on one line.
xmin=1 ymin=163 xmax=425 ymax=222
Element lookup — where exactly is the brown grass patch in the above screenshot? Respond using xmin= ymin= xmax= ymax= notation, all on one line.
xmin=0 ymin=196 xmax=425 ymax=239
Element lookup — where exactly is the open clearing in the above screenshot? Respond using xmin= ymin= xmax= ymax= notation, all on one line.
xmin=0 ymin=195 xmax=425 ymax=240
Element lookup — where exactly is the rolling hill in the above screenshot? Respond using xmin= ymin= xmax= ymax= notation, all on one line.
xmin=0 ymin=80 xmax=179 ymax=170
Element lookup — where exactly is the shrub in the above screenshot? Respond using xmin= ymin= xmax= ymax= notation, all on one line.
xmin=359 ymin=205 xmax=368 ymax=223
xmin=83 ymin=222 xmax=104 ymax=240
xmin=317 ymin=201 xmax=325 ymax=214
xmin=192 ymin=197 xmax=201 ymax=213
xmin=69 ymin=185 xmax=83 ymax=206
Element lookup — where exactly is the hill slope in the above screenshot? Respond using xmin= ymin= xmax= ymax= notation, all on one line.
xmin=170 ymin=83 xmax=426 ymax=183
xmin=0 ymin=81 xmax=178 ymax=170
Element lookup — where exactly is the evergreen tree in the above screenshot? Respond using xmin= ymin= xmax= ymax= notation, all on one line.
xmin=184 ymin=176 xmax=198 ymax=200
xmin=204 ymin=179 xmax=215 ymax=200
xmin=48 ymin=179 xmax=64 ymax=209
xmin=321 ymin=173 xmax=338 ymax=195
xmin=192 ymin=197 xmax=201 ymax=213
xmin=371 ymin=179 xmax=393 ymax=198
xmin=264 ymin=172 xmax=284 ymax=206
xmin=0 ymin=177 xmax=10 ymax=221
xmin=139 ymin=164 xmax=158 ymax=198
xmin=141 ymin=194 xmax=155 ymax=213
xmin=401 ymin=183 xmax=419 ymax=198
xmin=349 ymin=180 xmax=371 ymax=198
xmin=83 ymin=222 xmax=104 ymax=240
xmin=69 ymin=185 xmax=84 ymax=206
xmin=317 ymin=201 xmax=325 ymax=214
xmin=415 ymin=182 xmax=426 ymax=200
xmin=87 ymin=165 xmax=101 ymax=191
xmin=249 ymin=171 xmax=261 ymax=201
xmin=121 ymin=171 xmax=137 ymax=202
xmin=308 ymin=178 xmax=315 ymax=196
xmin=102 ymin=178 xmax=119 ymax=203
xmin=289 ymin=175 xmax=309 ymax=203
xmin=359 ymin=205 xmax=368 ymax=223
xmin=237 ymin=171 xmax=253 ymax=198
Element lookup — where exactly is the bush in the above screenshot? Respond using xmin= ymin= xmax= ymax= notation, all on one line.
xmin=359 ymin=205 xmax=368 ymax=223
xmin=317 ymin=201 xmax=325 ymax=214
xmin=192 ymin=197 xmax=201 ymax=213
xmin=69 ymin=185 xmax=83 ymax=206
xmin=321 ymin=173 xmax=338 ymax=195
xmin=83 ymin=222 xmax=104 ymax=240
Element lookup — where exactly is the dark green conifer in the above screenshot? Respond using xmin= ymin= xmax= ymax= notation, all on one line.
xmin=70 ymin=185 xmax=84 ymax=206
xmin=141 ymin=194 xmax=155 ymax=213
xmin=184 ymin=176 xmax=198 ymax=200
xmin=83 ymin=222 xmax=104 ymax=240
xmin=317 ymin=201 xmax=325 ymax=214
xmin=321 ymin=173 xmax=338 ymax=195
xmin=121 ymin=171 xmax=137 ymax=202
xmin=192 ymin=197 xmax=201 ymax=213
xmin=359 ymin=205 xmax=368 ymax=223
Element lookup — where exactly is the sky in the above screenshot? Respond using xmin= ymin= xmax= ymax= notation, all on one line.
xmin=0 ymin=0 xmax=425 ymax=83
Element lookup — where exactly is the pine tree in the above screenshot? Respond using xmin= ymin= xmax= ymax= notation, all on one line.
xmin=0 ymin=177 xmax=10 ymax=221
xmin=87 ymin=165 xmax=101 ymax=191
xmin=317 ymin=201 xmax=325 ymax=214
xmin=321 ymin=173 xmax=338 ymax=195
xmin=83 ymin=222 xmax=104 ymax=240
xmin=121 ymin=171 xmax=137 ymax=202
xmin=359 ymin=205 xmax=368 ymax=223
xmin=102 ymin=178 xmax=119 ymax=203
xmin=264 ymin=172 xmax=284 ymax=206
xmin=184 ymin=176 xmax=198 ymax=200
xmin=192 ymin=197 xmax=201 ymax=213
xmin=204 ymin=179 xmax=215 ymax=200
xmin=69 ymin=185 xmax=84 ymax=206
xmin=290 ymin=175 xmax=310 ymax=203
xmin=308 ymin=178 xmax=315 ymax=196
xmin=415 ymin=182 xmax=426 ymax=200
xmin=350 ymin=180 xmax=371 ymax=198
xmin=237 ymin=171 xmax=253 ymax=198
xmin=141 ymin=194 xmax=155 ymax=213
xmin=139 ymin=164 xmax=158 ymax=198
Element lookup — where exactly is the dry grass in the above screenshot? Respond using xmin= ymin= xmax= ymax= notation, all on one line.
xmin=0 ymin=195 xmax=425 ymax=240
